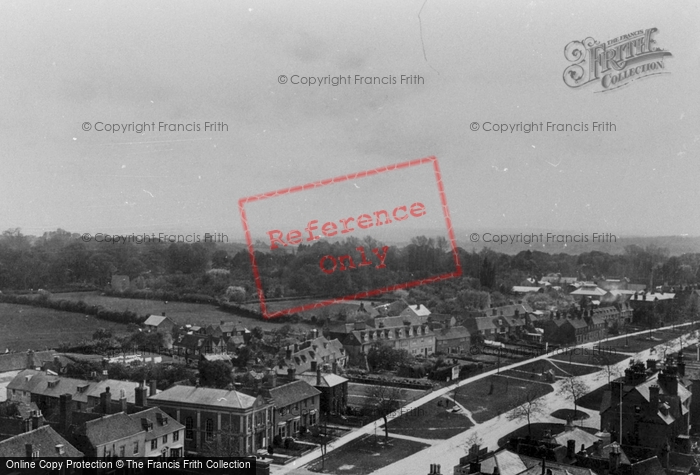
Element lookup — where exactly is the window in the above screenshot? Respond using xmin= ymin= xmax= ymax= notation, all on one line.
xmin=163 ymin=435 xmax=167 ymax=444
xmin=279 ymin=408 xmax=285 ymax=416
xmin=304 ymin=399 xmax=307 ymax=408
xmin=119 ymin=446 xmax=125 ymax=457
xmin=104 ymin=448 xmax=111 ymax=457
xmin=151 ymin=439 xmax=158 ymax=450
xmin=133 ymin=442 xmax=139 ymax=455
xmin=173 ymin=431 xmax=179 ymax=442
xmin=206 ymin=419 xmax=214 ymax=441
xmin=185 ymin=417 xmax=194 ymax=440
xmin=310 ymin=413 xmax=316 ymax=426
xmin=294 ymin=403 xmax=299 ymax=411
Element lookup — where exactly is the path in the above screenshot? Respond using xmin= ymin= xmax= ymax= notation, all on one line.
xmin=274 ymin=324 xmax=697 ymax=474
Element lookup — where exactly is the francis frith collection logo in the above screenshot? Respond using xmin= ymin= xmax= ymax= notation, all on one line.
xmin=563 ymin=28 xmax=672 ymax=92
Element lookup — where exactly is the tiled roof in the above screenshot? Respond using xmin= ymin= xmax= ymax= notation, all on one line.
xmin=8 ymin=370 xmax=140 ymax=405
xmin=552 ymin=426 xmax=599 ymax=449
xmin=297 ymin=372 xmax=347 ymax=388
xmin=0 ymin=425 xmax=83 ymax=457
xmin=400 ymin=304 xmax=431 ymax=317
xmin=0 ymin=351 xmax=57 ymax=373
xmin=144 ymin=315 xmax=170 ymax=326
xmin=129 ymin=407 xmax=184 ymax=441
xmin=268 ymin=380 xmax=320 ymax=409
xmin=148 ymin=385 xmax=259 ymax=410
xmin=84 ymin=412 xmax=143 ymax=447
xmin=570 ymin=286 xmax=608 ymax=296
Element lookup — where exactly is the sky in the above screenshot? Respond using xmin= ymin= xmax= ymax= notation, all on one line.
xmin=1 ymin=0 xmax=699 ymax=242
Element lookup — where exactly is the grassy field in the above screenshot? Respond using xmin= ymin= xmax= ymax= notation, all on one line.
xmin=306 ymin=435 xmax=429 ymax=474
xmin=347 ymin=383 xmax=428 ymax=409
xmin=50 ymin=292 xmax=314 ymax=331
xmin=386 ymin=395 xmax=474 ymax=439
xmin=503 ymin=360 xmax=600 ymax=379
xmin=0 ymin=302 xmax=130 ymax=351
xmin=550 ymin=350 xmax=629 ymax=366
xmin=454 ymin=375 xmax=553 ymax=424
xmin=550 ymin=408 xmax=589 ymax=421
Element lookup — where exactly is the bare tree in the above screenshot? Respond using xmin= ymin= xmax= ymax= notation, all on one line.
xmin=557 ymin=376 xmax=589 ymax=417
xmin=507 ymin=387 xmax=545 ymax=437
xmin=363 ymin=384 xmax=404 ymax=441
xmin=599 ymin=353 xmax=621 ymax=387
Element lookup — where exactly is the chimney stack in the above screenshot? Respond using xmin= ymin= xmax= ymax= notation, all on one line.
xmin=609 ymin=442 xmax=621 ymax=471
xmin=100 ymin=387 xmax=111 ymax=414
xmin=316 ymin=368 xmax=322 ymax=386
xmin=31 ymin=410 xmax=43 ymax=430
xmin=120 ymin=388 xmax=127 ymax=413
xmin=149 ymin=380 xmax=157 ymax=397
xmin=566 ymin=440 xmax=576 ymax=459
xmin=287 ymin=367 xmax=296 ymax=381
xmin=135 ymin=382 xmax=148 ymax=407
xmin=310 ymin=360 xmax=317 ymax=372
xmin=649 ymin=385 xmax=660 ymax=416
xmin=332 ymin=361 xmax=338 ymax=374
xmin=59 ymin=394 xmax=73 ymax=433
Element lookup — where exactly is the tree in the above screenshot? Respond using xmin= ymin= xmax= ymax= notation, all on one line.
xmin=598 ymin=354 xmax=621 ymax=387
xmin=363 ymin=384 xmax=403 ymax=441
xmin=366 ymin=342 xmax=411 ymax=372
xmin=507 ymin=387 xmax=545 ymax=437
xmin=557 ymin=376 xmax=588 ymax=417
xmin=198 ymin=360 xmax=233 ymax=388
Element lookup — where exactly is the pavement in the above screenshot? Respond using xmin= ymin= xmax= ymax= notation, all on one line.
xmin=271 ymin=323 xmax=698 ymax=475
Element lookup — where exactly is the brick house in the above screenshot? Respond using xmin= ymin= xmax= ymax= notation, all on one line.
xmin=129 ymin=407 xmax=185 ymax=457
xmin=267 ymin=380 xmax=320 ymax=439
xmin=147 ymin=385 xmax=274 ymax=456
xmin=435 ymin=326 xmax=470 ymax=354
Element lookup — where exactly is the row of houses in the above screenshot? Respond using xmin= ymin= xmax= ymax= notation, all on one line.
xmin=2 ymin=359 xmax=348 ymax=458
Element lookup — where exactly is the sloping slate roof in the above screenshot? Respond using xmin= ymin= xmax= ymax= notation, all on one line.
xmin=268 ymin=380 xmax=320 ymax=408
xmin=552 ymin=426 xmax=599 ymax=449
xmin=144 ymin=315 xmax=169 ymax=326
xmin=400 ymin=304 xmax=431 ymax=317
xmin=85 ymin=412 xmax=143 ymax=447
xmin=129 ymin=407 xmax=184 ymax=441
xmin=0 ymin=425 xmax=83 ymax=457
xmin=297 ymin=372 xmax=348 ymax=388
xmin=479 ymin=449 xmax=528 ymax=475
xmin=148 ymin=385 xmax=258 ymax=409
xmin=87 ymin=380 xmax=140 ymax=404
xmin=0 ymin=351 xmax=57 ymax=373
xmin=570 ymin=286 xmax=607 ymax=296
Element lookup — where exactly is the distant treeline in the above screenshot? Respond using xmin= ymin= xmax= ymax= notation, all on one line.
xmin=2 ymin=228 xmax=700 ymax=307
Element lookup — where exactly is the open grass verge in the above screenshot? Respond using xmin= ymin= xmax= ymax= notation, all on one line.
xmin=453 ymin=375 xmax=553 ymax=424
xmin=386 ymin=395 xmax=474 ymax=439
xmin=306 ymin=434 xmax=429 ymax=474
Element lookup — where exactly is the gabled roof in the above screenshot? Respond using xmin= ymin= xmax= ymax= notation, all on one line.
xmin=400 ymin=304 xmax=431 ymax=317
xmin=570 ymin=286 xmax=608 ymax=297
xmin=129 ymin=407 xmax=184 ymax=441
xmin=268 ymin=380 xmax=320 ymax=408
xmin=479 ymin=448 xmax=528 ymax=475
xmin=512 ymin=286 xmax=544 ymax=293
xmin=0 ymin=351 xmax=57 ymax=373
xmin=297 ymin=372 xmax=348 ymax=388
xmin=0 ymin=425 xmax=83 ymax=457
xmin=144 ymin=315 xmax=173 ymax=327
xmin=8 ymin=370 xmax=140 ymax=404
xmin=148 ymin=385 xmax=259 ymax=410
xmin=84 ymin=412 xmax=143 ymax=447
xmin=552 ymin=426 xmax=599 ymax=449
